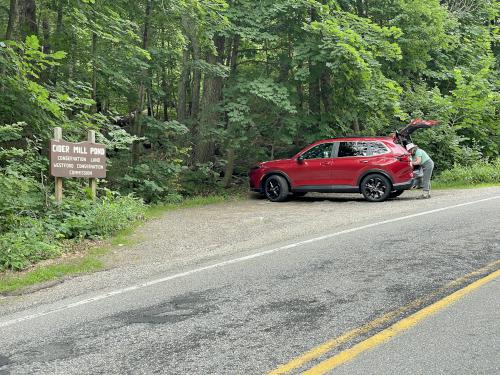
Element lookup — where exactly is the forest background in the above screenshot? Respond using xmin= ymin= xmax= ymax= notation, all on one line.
xmin=0 ymin=0 xmax=499 ymax=271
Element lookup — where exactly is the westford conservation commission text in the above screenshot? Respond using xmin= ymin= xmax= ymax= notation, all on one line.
xmin=50 ymin=140 xmax=107 ymax=179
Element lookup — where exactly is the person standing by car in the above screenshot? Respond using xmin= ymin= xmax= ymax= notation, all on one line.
xmin=406 ymin=143 xmax=434 ymax=199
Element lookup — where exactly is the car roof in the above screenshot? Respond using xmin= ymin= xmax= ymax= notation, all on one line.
xmin=315 ymin=136 xmax=394 ymax=143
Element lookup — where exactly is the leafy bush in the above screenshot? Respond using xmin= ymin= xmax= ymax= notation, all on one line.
xmin=435 ymin=159 xmax=500 ymax=185
xmin=47 ymin=193 xmax=146 ymax=239
xmin=0 ymin=193 xmax=145 ymax=272
xmin=0 ymin=219 xmax=60 ymax=271
xmin=109 ymin=154 xmax=184 ymax=203
xmin=0 ymin=172 xmax=45 ymax=231
xmin=180 ymin=162 xmax=224 ymax=197
xmin=89 ymin=194 xmax=146 ymax=237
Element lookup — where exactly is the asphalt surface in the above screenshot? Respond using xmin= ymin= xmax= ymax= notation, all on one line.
xmin=333 ymin=278 xmax=500 ymax=375
xmin=0 ymin=187 xmax=499 ymax=374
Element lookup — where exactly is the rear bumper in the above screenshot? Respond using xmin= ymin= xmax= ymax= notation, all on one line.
xmin=393 ymin=179 xmax=414 ymax=191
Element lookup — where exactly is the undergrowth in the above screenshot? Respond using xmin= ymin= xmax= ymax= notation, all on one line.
xmin=0 ymin=193 xmax=145 ymax=272
xmin=435 ymin=159 xmax=500 ymax=186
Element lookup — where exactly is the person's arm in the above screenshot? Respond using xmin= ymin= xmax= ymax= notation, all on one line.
xmin=412 ymin=156 xmax=422 ymax=166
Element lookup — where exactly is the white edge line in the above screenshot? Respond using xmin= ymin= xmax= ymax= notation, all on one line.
xmin=1 ymin=196 xmax=499 ymax=328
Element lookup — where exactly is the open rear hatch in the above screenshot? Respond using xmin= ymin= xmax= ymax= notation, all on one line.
xmin=394 ymin=119 xmax=440 ymax=147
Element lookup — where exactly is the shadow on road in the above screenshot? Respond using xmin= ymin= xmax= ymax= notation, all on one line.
xmin=248 ymin=192 xmax=417 ymax=203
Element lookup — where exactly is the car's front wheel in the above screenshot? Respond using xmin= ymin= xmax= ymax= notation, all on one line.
xmin=360 ymin=174 xmax=391 ymax=202
xmin=264 ymin=175 xmax=289 ymax=202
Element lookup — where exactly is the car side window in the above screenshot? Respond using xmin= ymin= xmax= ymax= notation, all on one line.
xmin=338 ymin=142 xmax=369 ymax=157
xmin=369 ymin=142 xmax=389 ymax=155
xmin=356 ymin=142 xmax=370 ymax=156
xmin=301 ymin=143 xmax=333 ymax=159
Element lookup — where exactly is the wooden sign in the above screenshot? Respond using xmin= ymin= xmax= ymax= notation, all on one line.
xmin=50 ymin=140 xmax=107 ymax=178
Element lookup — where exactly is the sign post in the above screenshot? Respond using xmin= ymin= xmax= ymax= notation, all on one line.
xmin=54 ymin=127 xmax=63 ymax=204
xmin=88 ymin=130 xmax=97 ymax=200
xmin=50 ymin=128 xmax=107 ymax=203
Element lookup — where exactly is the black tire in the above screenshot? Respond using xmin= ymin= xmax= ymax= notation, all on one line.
xmin=389 ymin=190 xmax=404 ymax=199
xmin=360 ymin=174 xmax=392 ymax=202
xmin=264 ymin=175 xmax=289 ymax=202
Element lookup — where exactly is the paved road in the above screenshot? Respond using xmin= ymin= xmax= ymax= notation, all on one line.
xmin=0 ymin=188 xmax=499 ymax=374
xmin=333 ymin=278 xmax=500 ymax=375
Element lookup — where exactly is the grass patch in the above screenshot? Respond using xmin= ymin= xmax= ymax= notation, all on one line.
xmin=432 ymin=182 xmax=500 ymax=190
xmin=434 ymin=159 xmax=500 ymax=185
xmin=0 ymin=254 xmax=103 ymax=295
xmin=432 ymin=159 xmax=500 ymax=190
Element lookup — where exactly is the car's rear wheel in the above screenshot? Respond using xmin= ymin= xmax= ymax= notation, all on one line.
xmin=389 ymin=190 xmax=404 ymax=199
xmin=264 ymin=175 xmax=289 ymax=202
xmin=361 ymin=174 xmax=391 ymax=202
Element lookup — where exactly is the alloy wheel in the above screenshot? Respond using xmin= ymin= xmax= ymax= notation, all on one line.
xmin=265 ymin=179 xmax=281 ymax=200
xmin=364 ymin=177 xmax=388 ymax=200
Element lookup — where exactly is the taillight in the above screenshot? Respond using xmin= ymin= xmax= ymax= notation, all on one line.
xmin=395 ymin=154 xmax=410 ymax=162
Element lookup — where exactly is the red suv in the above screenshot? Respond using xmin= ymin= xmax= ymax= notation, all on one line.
xmin=249 ymin=121 xmax=438 ymax=202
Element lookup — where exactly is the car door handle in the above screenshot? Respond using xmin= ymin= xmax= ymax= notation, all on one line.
xmin=360 ymin=160 xmax=369 ymax=164
xmin=320 ymin=161 xmax=332 ymax=166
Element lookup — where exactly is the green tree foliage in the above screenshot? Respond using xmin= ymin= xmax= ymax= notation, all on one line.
xmin=0 ymin=0 xmax=498 ymax=198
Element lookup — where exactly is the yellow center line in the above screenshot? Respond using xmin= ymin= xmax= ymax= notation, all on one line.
xmin=266 ymin=260 xmax=500 ymax=375
xmin=303 ymin=268 xmax=500 ymax=375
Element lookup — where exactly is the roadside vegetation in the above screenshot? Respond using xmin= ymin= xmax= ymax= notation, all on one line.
xmin=0 ymin=193 xmax=237 ymax=294
xmin=434 ymin=159 xmax=500 ymax=188
xmin=0 ymin=0 xmax=499 ymax=274
xmin=0 ymin=192 xmax=145 ymax=272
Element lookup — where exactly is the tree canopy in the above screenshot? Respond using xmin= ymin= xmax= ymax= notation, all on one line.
xmin=1 ymin=0 xmax=499 ymax=200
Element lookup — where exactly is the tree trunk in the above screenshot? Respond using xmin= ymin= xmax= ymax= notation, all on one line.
xmin=160 ymin=32 xmax=169 ymax=121
xmin=222 ymin=36 xmax=241 ymax=187
xmin=22 ymin=0 xmax=38 ymax=37
xmin=91 ymin=30 xmax=98 ymax=113
xmin=278 ymin=37 xmax=291 ymax=83
xmin=229 ymin=36 xmax=240 ymax=73
xmin=308 ymin=6 xmax=321 ymax=119
xmin=356 ymin=0 xmax=365 ymax=17
xmin=68 ymin=31 xmax=76 ymax=80
xmin=194 ymin=35 xmax=226 ymax=163
xmin=352 ymin=117 xmax=361 ymax=133
xmin=52 ymin=2 xmax=64 ymax=84
xmin=309 ymin=59 xmax=321 ymax=116
xmin=147 ymin=78 xmax=154 ymax=117
xmin=320 ymin=69 xmax=333 ymax=114
xmin=162 ymin=65 xmax=169 ymax=121
xmin=5 ymin=0 xmax=19 ymax=40
xmin=42 ymin=17 xmax=50 ymax=52
xmin=144 ymin=0 xmax=153 ymax=118
xmin=40 ymin=16 xmax=51 ymax=82
xmin=132 ymin=0 xmax=153 ymax=162
xmin=191 ymin=44 xmax=201 ymax=119
xmin=222 ymin=147 xmax=235 ymax=187
xmin=55 ymin=2 xmax=63 ymax=40
xmin=177 ymin=48 xmax=190 ymax=122
xmin=180 ymin=16 xmax=201 ymax=120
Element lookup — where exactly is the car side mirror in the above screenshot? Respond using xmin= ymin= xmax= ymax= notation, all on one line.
xmin=297 ymin=155 xmax=305 ymax=164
